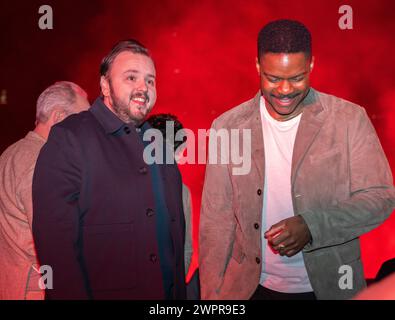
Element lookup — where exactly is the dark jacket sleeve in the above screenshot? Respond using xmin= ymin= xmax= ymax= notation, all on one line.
xmin=32 ymin=125 xmax=89 ymax=299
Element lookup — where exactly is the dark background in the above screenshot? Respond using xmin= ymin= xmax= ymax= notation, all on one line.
xmin=1 ymin=0 xmax=394 ymax=280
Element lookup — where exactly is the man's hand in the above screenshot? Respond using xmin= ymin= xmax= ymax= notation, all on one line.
xmin=264 ymin=215 xmax=312 ymax=257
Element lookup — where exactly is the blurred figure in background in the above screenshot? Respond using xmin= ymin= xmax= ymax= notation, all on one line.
xmin=354 ymin=272 xmax=395 ymax=300
xmin=0 ymin=81 xmax=90 ymax=299
xmin=146 ymin=113 xmax=200 ymax=300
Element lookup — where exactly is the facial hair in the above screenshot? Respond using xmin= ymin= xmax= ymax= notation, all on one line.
xmin=108 ymin=80 xmax=150 ymax=125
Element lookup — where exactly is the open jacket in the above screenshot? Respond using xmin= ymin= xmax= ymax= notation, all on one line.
xmin=199 ymin=88 xmax=395 ymax=300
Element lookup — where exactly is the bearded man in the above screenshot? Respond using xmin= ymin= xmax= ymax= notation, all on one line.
xmin=32 ymin=40 xmax=187 ymax=300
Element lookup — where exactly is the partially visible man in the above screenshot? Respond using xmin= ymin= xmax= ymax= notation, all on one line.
xmin=199 ymin=19 xmax=395 ymax=300
xmin=146 ymin=113 xmax=200 ymax=300
xmin=0 ymin=81 xmax=90 ymax=300
xmin=145 ymin=114 xmax=193 ymax=272
xmin=32 ymin=40 xmax=187 ymax=299
xmin=353 ymin=273 xmax=395 ymax=300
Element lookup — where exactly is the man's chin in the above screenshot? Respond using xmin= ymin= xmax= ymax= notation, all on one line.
xmin=270 ymin=103 xmax=298 ymax=116
xmin=129 ymin=112 xmax=148 ymax=125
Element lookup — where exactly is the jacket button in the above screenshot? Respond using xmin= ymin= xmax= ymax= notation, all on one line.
xmin=146 ymin=208 xmax=154 ymax=217
xmin=150 ymin=254 xmax=157 ymax=263
xmin=256 ymin=257 xmax=261 ymax=264
xmin=254 ymin=223 xmax=260 ymax=230
xmin=139 ymin=167 xmax=148 ymax=174
xmin=257 ymin=189 xmax=262 ymax=196
xmin=124 ymin=126 xmax=131 ymax=134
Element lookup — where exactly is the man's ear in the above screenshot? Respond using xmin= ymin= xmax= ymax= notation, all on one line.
xmin=100 ymin=76 xmax=110 ymax=97
xmin=51 ymin=109 xmax=67 ymax=124
xmin=309 ymin=56 xmax=315 ymax=72
xmin=255 ymin=57 xmax=261 ymax=75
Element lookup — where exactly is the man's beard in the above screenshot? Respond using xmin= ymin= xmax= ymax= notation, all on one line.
xmin=109 ymin=82 xmax=149 ymax=125
xmin=111 ymin=92 xmax=136 ymax=124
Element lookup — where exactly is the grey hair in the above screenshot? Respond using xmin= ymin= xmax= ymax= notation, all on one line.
xmin=36 ymin=81 xmax=87 ymax=123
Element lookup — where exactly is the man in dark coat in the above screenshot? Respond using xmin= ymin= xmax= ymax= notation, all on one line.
xmin=32 ymin=40 xmax=186 ymax=300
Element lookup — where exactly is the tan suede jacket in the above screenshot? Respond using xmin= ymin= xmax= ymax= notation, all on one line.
xmin=199 ymin=89 xmax=395 ymax=300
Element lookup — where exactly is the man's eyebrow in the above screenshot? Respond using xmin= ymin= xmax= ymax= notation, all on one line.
xmin=263 ymin=72 xmax=281 ymax=79
xmin=123 ymin=69 xmax=156 ymax=78
xmin=289 ymin=72 xmax=308 ymax=79
xmin=263 ymin=72 xmax=307 ymax=80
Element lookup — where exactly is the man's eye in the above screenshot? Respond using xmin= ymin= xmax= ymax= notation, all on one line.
xmin=147 ymin=79 xmax=155 ymax=86
xmin=127 ymin=76 xmax=136 ymax=81
xmin=291 ymin=77 xmax=304 ymax=82
xmin=268 ymin=78 xmax=280 ymax=83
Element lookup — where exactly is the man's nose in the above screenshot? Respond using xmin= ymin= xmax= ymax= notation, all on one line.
xmin=136 ymin=79 xmax=148 ymax=91
xmin=278 ymin=80 xmax=293 ymax=95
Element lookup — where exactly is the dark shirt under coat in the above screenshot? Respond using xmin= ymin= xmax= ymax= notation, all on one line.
xmin=32 ymin=97 xmax=186 ymax=300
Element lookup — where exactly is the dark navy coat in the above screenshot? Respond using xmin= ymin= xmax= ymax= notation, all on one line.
xmin=32 ymin=98 xmax=186 ymax=300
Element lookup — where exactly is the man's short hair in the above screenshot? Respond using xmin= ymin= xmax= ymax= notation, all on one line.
xmin=36 ymin=81 xmax=87 ymax=123
xmin=100 ymin=39 xmax=151 ymax=77
xmin=257 ymin=19 xmax=312 ymax=59
xmin=146 ymin=113 xmax=186 ymax=151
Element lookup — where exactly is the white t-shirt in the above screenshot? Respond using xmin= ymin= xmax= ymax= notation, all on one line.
xmin=259 ymin=96 xmax=313 ymax=293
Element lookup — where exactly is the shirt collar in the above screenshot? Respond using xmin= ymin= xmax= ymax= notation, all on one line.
xmin=89 ymin=97 xmax=153 ymax=136
xmin=26 ymin=131 xmax=46 ymax=143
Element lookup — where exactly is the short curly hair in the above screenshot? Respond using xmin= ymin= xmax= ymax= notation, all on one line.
xmin=257 ymin=19 xmax=312 ymax=60
xmin=145 ymin=113 xmax=186 ymax=151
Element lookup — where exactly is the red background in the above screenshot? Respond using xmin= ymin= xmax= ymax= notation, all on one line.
xmin=1 ymin=0 xmax=394 ymax=280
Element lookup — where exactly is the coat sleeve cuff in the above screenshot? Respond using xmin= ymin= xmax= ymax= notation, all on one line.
xmin=299 ymin=210 xmax=320 ymax=252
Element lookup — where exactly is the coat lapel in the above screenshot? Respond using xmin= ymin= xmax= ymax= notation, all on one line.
xmin=245 ymin=92 xmax=265 ymax=184
xmin=291 ymin=89 xmax=326 ymax=186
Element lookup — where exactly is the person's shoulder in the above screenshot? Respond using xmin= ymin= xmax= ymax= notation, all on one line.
xmin=53 ymin=110 xmax=95 ymax=136
xmin=0 ymin=138 xmax=25 ymax=165
xmin=44 ymin=111 xmax=96 ymax=148
xmin=55 ymin=110 xmax=94 ymax=132
xmin=0 ymin=133 xmax=42 ymax=174
xmin=212 ymin=94 xmax=259 ymax=128
xmin=314 ymin=89 xmax=366 ymax=118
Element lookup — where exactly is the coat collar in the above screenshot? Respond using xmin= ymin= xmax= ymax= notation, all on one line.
xmin=291 ymin=88 xmax=326 ymax=185
xmin=90 ymin=97 xmax=128 ymax=134
xmin=245 ymin=92 xmax=265 ymax=183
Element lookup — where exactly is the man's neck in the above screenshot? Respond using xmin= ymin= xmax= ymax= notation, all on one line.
xmin=33 ymin=123 xmax=50 ymax=141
